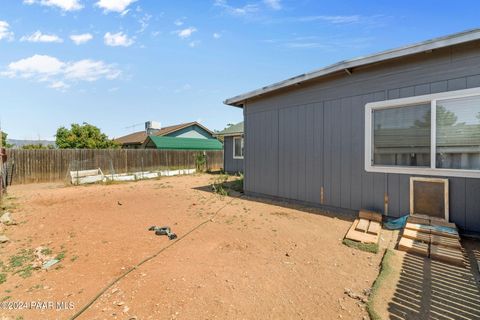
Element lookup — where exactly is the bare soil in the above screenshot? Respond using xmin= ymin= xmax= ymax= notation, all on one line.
xmin=0 ymin=174 xmax=384 ymax=320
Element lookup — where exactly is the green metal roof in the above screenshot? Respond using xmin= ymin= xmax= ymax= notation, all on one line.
xmin=146 ymin=136 xmax=223 ymax=150
xmin=215 ymin=122 xmax=244 ymax=136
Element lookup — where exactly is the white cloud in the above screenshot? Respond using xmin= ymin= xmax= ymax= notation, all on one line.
xmin=296 ymin=15 xmax=361 ymax=24
xmin=268 ymin=35 xmax=374 ymax=51
xmin=213 ymin=32 xmax=221 ymax=39
xmin=0 ymin=21 xmax=14 ymax=41
xmin=23 ymin=0 xmax=83 ymax=11
xmin=49 ymin=81 xmax=69 ymax=90
xmin=95 ymin=0 xmax=137 ymax=14
xmin=65 ymin=60 xmax=121 ymax=81
xmin=137 ymin=13 xmax=152 ymax=33
xmin=189 ymin=40 xmax=201 ymax=47
xmin=214 ymin=0 xmax=259 ymax=16
xmin=1 ymin=54 xmax=121 ymax=89
xmin=176 ymin=27 xmax=197 ymax=39
xmin=264 ymin=0 xmax=281 ymax=10
xmin=21 ymin=31 xmax=63 ymax=43
xmin=104 ymin=32 xmax=134 ymax=47
xmin=174 ymin=83 xmax=192 ymax=93
xmin=174 ymin=18 xmax=184 ymax=26
xmin=2 ymin=55 xmax=64 ymax=78
xmin=70 ymin=33 xmax=93 ymax=45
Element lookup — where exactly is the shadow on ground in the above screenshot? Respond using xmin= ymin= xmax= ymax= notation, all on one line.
xmin=193 ymin=183 xmax=356 ymax=224
xmin=388 ymin=239 xmax=480 ymax=320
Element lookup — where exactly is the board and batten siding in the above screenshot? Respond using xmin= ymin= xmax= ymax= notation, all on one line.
xmin=243 ymin=40 xmax=480 ymax=233
xmin=223 ymin=136 xmax=244 ymax=173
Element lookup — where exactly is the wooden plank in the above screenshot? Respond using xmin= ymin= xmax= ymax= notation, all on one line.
xmin=430 ymin=244 xmax=465 ymax=267
xmin=355 ymin=218 xmax=370 ymax=232
xmin=408 ymin=215 xmax=430 ymax=225
xmin=345 ymin=219 xmax=378 ymax=244
xmin=429 ymin=225 xmax=459 ymax=239
xmin=367 ymin=221 xmax=381 ymax=235
xmin=430 ymin=234 xmax=462 ymax=249
xmin=398 ymin=237 xmax=429 ymax=257
xmin=402 ymin=229 xmax=430 ymax=243
xmin=429 ymin=217 xmax=457 ymax=229
xmin=359 ymin=209 xmax=383 ymax=222
xmin=405 ymin=222 xmax=431 ymax=234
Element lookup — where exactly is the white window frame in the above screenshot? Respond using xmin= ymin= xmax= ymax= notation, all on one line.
xmin=233 ymin=136 xmax=244 ymax=159
xmin=365 ymin=87 xmax=480 ymax=178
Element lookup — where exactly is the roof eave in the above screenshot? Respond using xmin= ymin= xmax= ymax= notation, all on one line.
xmin=213 ymin=132 xmax=244 ymax=137
xmin=224 ymin=28 xmax=480 ymax=107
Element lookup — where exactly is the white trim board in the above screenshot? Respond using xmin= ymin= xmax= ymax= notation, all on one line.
xmin=409 ymin=177 xmax=449 ymax=221
xmin=233 ymin=136 xmax=244 ymax=159
xmin=365 ymin=87 xmax=480 ymax=178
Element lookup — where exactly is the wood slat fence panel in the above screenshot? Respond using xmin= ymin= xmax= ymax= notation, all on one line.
xmin=5 ymin=149 xmax=224 ymax=185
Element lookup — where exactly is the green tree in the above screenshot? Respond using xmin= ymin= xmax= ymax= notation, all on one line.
xmin=22 ymin=143 xmax=55 ymax=150
xmin=55 ymin=123 xmax=119 ymax=149
xmin=414 ymin=106 xmax=459 ymax=128
xmin=1 ymin=131 xmax=12 ymax=148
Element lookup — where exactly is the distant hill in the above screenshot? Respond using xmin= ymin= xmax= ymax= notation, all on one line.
xmin=7 ymin=139 xmax=56 ymax=148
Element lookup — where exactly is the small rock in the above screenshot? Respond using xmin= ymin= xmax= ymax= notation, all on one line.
xmin=0 ymin=212 xmax=13 ymax=225
xmin=117 ymin=301 xmax=125 ymax=306
xmin=0 ymin=235 xmax=9 ymax=243
xmin=111 ymin=288 xmax=118 ymax=294
xmin=285 ymin=253 xmax=290 ymax=257
xmin=344 ymin=288 xmax=368 ymax=303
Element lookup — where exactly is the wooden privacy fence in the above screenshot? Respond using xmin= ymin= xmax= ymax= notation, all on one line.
xmin=5 ymin=149 xmax=224 ymax=185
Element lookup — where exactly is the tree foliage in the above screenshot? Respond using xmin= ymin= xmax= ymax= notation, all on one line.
xmin=414 ymin=106 xmax=459 ymax=128
xmin=55 ymin=123 xmax=119 ymax=149
xmin=1 ymin=131 xmax=12 ymax=148
xmin=22 ymin=143 xmax=55 ymax=150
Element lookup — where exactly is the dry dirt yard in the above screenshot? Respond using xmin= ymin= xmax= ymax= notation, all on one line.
xmin=0 ymin=174 xmax=384 ymax=320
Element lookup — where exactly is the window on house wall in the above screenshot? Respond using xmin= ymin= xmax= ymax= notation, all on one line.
xmin=373 ymin=103 xmax=431 ymax=167
xmin=233 ymin=136 xmax=244 ymax=159
xmin=436 ymin=96 xmax=480 ymax=170
xmin=365 ymin=87 xmax=480 ymax=178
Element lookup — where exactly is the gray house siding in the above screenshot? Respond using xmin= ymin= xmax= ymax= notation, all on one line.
xmin=224 ymin=136 xmax=244 ymax=173
xmin=243 ymin=40 xmax=480 ymax=233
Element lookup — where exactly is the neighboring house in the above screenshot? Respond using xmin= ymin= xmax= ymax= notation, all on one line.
xmin=115 ymin=121 xmax=217 ymax=149
xmin=143 ymin=136 xmax=223 ymax=150
xmin=225 ymin=29 xmax=480 ymax=234
xmin=215 ymin=122 xmax=244 ymax=173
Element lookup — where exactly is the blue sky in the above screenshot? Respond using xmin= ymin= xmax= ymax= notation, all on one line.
xmin=0 ymin=0 xmax=479 ymax=140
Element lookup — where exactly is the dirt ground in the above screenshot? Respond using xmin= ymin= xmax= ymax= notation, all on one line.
xmin=0 ymin=174 xmax=384 ymax=320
